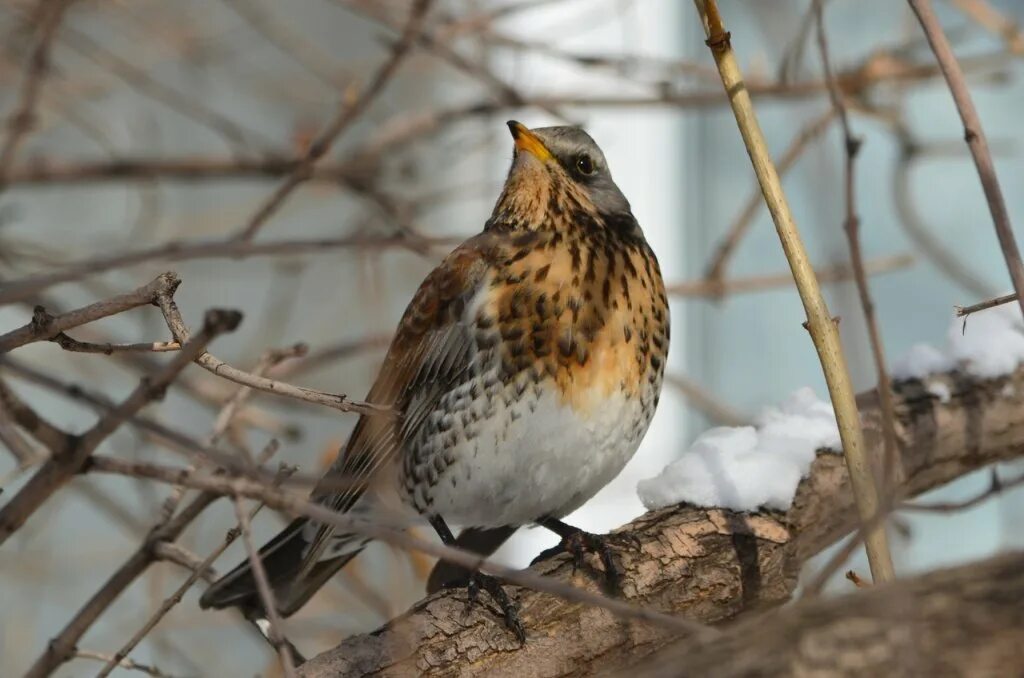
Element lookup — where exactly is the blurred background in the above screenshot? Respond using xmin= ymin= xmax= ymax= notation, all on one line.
xmin=0 ymin=0 xmax=1022 ymax=675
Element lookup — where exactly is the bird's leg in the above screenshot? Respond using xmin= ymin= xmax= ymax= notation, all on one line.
xmin=532 ymin=516 xmax=636 ymax=593
xmin=428 ymin=515 xmax=526 ymax=643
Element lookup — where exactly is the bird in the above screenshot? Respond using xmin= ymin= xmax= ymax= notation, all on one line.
xmin=199 ymin=121 xmax=670 ymax=643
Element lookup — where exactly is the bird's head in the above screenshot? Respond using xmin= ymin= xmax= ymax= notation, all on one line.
xmin=489 ymin=121 xmax=636 ymax=236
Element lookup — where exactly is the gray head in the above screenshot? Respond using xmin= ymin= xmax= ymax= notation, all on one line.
xmin=495 ymin=121 xmax=635 ymax=229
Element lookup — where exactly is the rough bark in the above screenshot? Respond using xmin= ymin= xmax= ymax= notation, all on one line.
xmin=639 ymin=549 xmax=1024 ymax=677
xmin=299 ymin=369 xmax=1024 ymax=678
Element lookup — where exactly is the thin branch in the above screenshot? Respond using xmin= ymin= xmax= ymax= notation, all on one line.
xmin=800 ymin=530 xmax=865 ymax=597
xmin=0 ymin=376 xmax=70 ymax=452
xmin=73 ymin=650 xmax=174 ymax=678
xmin=950 ymin=0 xmax=1024 ymax=55
xmin=813 ymin=0 xmax=902 ymax=491
xmin=703 ymin=107 xmax=837 ymax=284
xmin=154 ymin=296 xmax=387 ymax=417
xmin=158 ymin=344 xmax=305 ymax=522
xmin=95 ymin=445 xmax=287 ymax=678
xmin=669 ymin=254 xmax=913 ymax=298
xmin=908 ymin=0 xmax=1024 ymax=322
xmin=86 ymin=455 xmax=718 ymax=639
xmin=0 ymin=397 xmax=41 ymax=466
xmin=902 ymin=468 xmax=1024 ymax=512
xmin=233 ymin=497 xmax=298 ymax=677
xmin=0 ymin=272 xmax=180 ymax=353
xmin=664 ymin=374 xmax=749 ymax=426
xmin=235 ymin=0 xmax=433 ymax=240
xmin=693 ymin=0 xmax=895 ymax=583
xmin=23 ymin=490 xmax=224 ymax=677
xmin=0 ymin=0 xmax=76 ymax=186
xmin=50 ymin=333 xmax=180 ymax=354
xmin=955 ymin=291 xmax=1017 ymax=317
xmin=0 ymin=232 xmax=452 ymax=307
xmin=893 ymin=130 xmax=997 ymax=298
xmin=0 ymin=309 xmax=242 ymax=547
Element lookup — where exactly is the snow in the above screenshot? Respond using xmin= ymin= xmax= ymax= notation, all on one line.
xmin=926 ymin=380 xmax=951 ymax=403
xmin=637 ymin=387 xmax=841 ymax=512
xmin=891 ymin=303 xmax=1024 ymax=380
xmin=891 ymin=343 xmax=952 ymax=380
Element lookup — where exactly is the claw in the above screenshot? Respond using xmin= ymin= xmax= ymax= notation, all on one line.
xmin=531 ymin=528 xmax=626 ymax=594
xmin=455 ymin=572 xmax=526 ymax=644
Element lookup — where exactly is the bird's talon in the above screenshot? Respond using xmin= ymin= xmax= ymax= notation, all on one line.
xmin=462 ymin=572 xmax=525 ymax=644
xmin=535 ymin=527 xmax=626 ymax=594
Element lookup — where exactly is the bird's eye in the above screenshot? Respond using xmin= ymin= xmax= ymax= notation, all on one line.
xmin=575 ymin=154 xmax=596 ymax=176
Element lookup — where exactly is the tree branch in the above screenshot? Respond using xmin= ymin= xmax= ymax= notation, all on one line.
xmin=297 ymin=367 xmax=1024 ymax=676
xmin=0 ymin=308 xmax=241 ymax=547
xmin=635 ymin=549 xmax=1024 ymax=676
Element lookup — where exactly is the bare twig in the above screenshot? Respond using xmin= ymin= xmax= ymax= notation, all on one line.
xmin=0 ymin=376 xmax=70 ymax=452
xmin=0 ymin=397 xmax=41 ymax=466
xmin=86 ymin=454 xmax=718 ymax=638
xmin=813 ymin=0 xmax=902 ymax=489
xmin=49 ymin=333 xmax=180 ymax=354
xmin=955 ymin=291 xmax=1017 ymax=317
xmin=154 ymin=296 xmax=387 ymax=416
xmin=74 ymin=650 xmax=174 ymax=677
xmin=950 ymin=0 xmax=1024 ymax=55
xmin=233 ymin=496 xmax=298 ymax=677
xmin=0 ymin=0 xmax=76 ymax=185
xmin=0 ymin=309 xmax=241 ymax=547
xmin=670 ymin=254 xmax=913 ymax=298
xmin=235 ymin=0 xmax=432 ymax=240
xmin=0 ymin=272 xmax=180 ymax=353
xmin=844 ymin=570 xmax=869 ymax=588
xmin=664 ymin=374 xmax=748 ymax=426
xmin=0 ymin=232 xmax=451 ymax=307
xmin=908 ymin=0 xmax=1024 ymax=322
xmin=703 ymin=108 xmax=837 ymax=284
xmin=893 ymin=131 xmax=997 ymax=298
xmin=23 ymin=490 xmax=224 ymax=677
xmin=95 ymin=445 xmax=288 ymax=678
xmin=902 ymin=468 xmax=1024 ymax=512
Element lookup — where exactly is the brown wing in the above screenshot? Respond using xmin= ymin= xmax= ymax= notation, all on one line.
xmin=299 ymin=232 xmax=503 ymax=569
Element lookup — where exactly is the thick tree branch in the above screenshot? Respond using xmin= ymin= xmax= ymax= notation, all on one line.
xmin=298 ymin=367 xmax=1024 ymax=676
xmin=638 ymin=549 xmax=1024 ymax=676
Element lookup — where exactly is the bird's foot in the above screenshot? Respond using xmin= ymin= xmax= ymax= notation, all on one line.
xmin=531 ymin=529 xmax=636 ymax=593
xmin=447 ymin=572 xmax=526 ymax=643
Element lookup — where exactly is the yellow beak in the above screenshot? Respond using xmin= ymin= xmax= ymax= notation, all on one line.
xmin=507 ymin=120 xmax=553 ymax=162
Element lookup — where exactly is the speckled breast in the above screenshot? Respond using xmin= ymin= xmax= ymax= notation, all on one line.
xmin=399 ymin=231 xmax=669 ymax=527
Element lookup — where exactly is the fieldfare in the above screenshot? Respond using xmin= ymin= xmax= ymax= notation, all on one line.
xmin=200 ymin=121 xmax=670 ymax=642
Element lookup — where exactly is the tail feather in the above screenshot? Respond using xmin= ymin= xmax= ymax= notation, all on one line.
xmin=199 ymin=518 xmax=363 ymax=616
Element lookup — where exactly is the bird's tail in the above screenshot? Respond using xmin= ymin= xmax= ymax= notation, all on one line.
xmin=199 ymin=517 xmax=362 ymax=617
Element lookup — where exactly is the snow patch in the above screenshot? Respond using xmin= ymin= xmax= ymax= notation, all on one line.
xmin=892 ymin=303 xmax=1024 ymax=380
xmin=637 ymin=388 xmax=840 ymax=512
xmin=926 ymin=380 xmax=951 ymax=403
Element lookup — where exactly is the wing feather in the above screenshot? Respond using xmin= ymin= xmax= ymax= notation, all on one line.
xmin=299 ymin=233 xmax=503 ymax=571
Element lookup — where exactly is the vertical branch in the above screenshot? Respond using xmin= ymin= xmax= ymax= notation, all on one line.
xmin=0 ymin=0 xmax=76 ymax=186
xmin=907 ymin=0 xmax=1024 ymax=319
xmin=691 ymin=0 xmax=896 ymax=583
xmin=233 ymin=497 xmax=297 ymax=677
xmin=812 ymin=1 xmax=902 ymax=483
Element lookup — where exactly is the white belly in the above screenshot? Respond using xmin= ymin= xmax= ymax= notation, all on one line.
xmin=409 ymin=382 xmax=653 ymax=528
